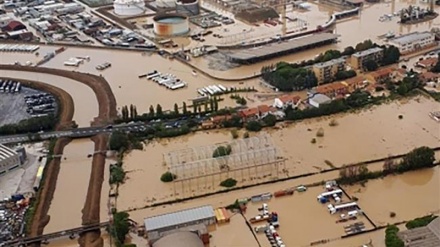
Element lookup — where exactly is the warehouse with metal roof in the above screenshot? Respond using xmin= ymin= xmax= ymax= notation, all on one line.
xmin=144 ymin=205 xmax=215 ymax=241
xmin=0 ymin=144 xmax=21 ymax=175
xmin=152 ymin=231 xmax=204 ymax=247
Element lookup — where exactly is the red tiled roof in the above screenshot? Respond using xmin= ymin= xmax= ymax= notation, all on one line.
xmin=417 ymin=58 xmax=438 ymax=67
xmin=240 ymin=108 xmax=259 ymax=117
xmin=420 ymin=72 xmax=439 ymax=81
xmin=394 ymin=68 xmax=407 ymax=75
xmin=316 ymin=82 xmax=348 ymax=94
xmin=278 ymin=94 xmax=301 ymax=104
xmin=344 ymin=76 xmax=365 ymax=86
xmin=257 ymin=105 xmax=271 ymax=114
xmin=370 ymin=68 xmax=393 ymax=78
xmin=211 ymin=115 xmax=232 ymax=123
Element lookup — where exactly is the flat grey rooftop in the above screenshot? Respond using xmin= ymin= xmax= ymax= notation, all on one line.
xmin=144 ymin=205 xmax=215 ymax=232
xmin=390 ymin=31 xmax=433 ymax=46
xmin=397 ymin=218 xmax=440 ymax=247
xmin=227 ymin=32 xmax=339 ymax=61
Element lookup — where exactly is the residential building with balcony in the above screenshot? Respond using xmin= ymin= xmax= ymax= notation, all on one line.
xmin=350 ymin=47 xmax=384 ymax=70
xmin=389 ymin=31 xmax=436 ymax=55
xmin=312 ymin=57 xmax=346 ymax=84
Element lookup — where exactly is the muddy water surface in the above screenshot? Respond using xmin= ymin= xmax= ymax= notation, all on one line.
xmin=44 ymin=139 xmax=94 ymax=234
xmin=119 ymin=97 xmax=440 ymax=209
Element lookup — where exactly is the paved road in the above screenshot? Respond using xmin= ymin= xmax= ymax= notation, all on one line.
xmin=0 ymin=120 xmax=183 ymax=144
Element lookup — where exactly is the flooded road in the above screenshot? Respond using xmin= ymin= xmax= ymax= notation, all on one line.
xmin=44 ymin=139 xmax=94 ymax=234
xmin=0 ymin=69 xmax=98 ymax=127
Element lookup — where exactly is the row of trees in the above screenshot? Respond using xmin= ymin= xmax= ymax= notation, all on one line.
xmin=120 ymin=104 xmax=138 ymax=121
xmin=338 ymin=146 xmax=436 ymax=185
xmin=0 ymin=114 xmax=57 ymax=135
xmin=117 ymin=97 xmax=221 ymax=124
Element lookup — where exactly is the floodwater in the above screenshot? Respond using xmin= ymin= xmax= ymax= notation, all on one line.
xmin=127 ymin=166 xmax=439 ymax=247
xmin=117 ymin=96 xmax=440 ymax=210
xmin=44 ymin=139 xmax=94 ymax=234
xmin=344 ymin=166 xmax=440 ymax=227
xmin=0 ymin=69 xmax=98 ymax=127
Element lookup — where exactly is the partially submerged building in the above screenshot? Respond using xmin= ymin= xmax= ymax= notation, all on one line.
xmin=144 ymin=205 xmax=215 ymax=244
xmin=389 ymin=31 xmax=436 ymax=55
xmin=350 ymin=47 xmax=384 ymax=70
xmin=398 ymin=217 xmax=440 ymax=247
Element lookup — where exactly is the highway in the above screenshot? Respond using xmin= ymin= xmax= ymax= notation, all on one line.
xmin=0 ymin=120 xmax=178 ymax=144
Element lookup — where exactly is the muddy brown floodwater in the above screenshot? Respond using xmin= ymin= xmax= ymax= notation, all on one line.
xmin=117 ymin=96 xmax=440 ymax=210
xmin=44 ymin=140 xmax=94 ymax=235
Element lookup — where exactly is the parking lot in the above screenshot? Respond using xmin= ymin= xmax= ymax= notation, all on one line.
xmin=0 ymin=80 xmax=57 ymax=126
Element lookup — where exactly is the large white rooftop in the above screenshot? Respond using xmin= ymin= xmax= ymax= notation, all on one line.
xmin=390 ymin=31 xmax=434 ymax=46
xmin=144 ymin=205 xmax=215 ymax=232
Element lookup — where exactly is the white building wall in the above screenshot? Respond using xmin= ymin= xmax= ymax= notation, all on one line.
xmin=0 ymin=144 xmax=21 ymax=175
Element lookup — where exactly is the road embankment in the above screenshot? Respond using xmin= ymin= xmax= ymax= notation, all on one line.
xmin=28 ymin=137 xmax=72 ymax=247
xmin=0 ymin=76 xmax=74 ymax=130
xmin=0 ymin=65 xmax=118 ymax=126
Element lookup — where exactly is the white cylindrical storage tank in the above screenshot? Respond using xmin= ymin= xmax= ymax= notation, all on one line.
xmin=153 ymin=13 xmax=189 ymax=36
xmin=114 ymin=0 xmax=145 ymax=16
xmin=175 ymin=0 xmax=200 ymax=16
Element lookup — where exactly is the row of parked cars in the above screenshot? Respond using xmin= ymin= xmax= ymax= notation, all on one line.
xmin=0 ymin=80 xmax=21 ymax=93
xmin=24 ymin=93 xmax=56 ymax=117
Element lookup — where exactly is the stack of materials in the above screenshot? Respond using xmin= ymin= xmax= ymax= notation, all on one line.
xmin=215 ymin=208 xmax=230 ymax=224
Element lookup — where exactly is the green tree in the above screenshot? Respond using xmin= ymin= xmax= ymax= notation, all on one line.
xmin=385 ymin=225 xmax=404 ymax=247
xmin=382 ymin=45 xmax=401 ymax=65
xmin=245 ymin=121 xmax=262 ymax=132
xmin=193 ymin=103 xmax=197 ymax=113
xmin=213 ymin=97 xmax=219 ymax=111
xmin=398 ymin=146 xmax=435 ymax=172
xmin=209 ymin=98 xmax=214 ymax=111
xmin=109 ymin=131 xmax=130 ymax=151
xmin=149 ymin=105 xmax=155 ymax=117
xmin=213 ymin=145 xmax=232 ymax=158
xmin=110 ymin=212 xmax=130 ymax=247
xmin=182 ymin=102 xmax=188 ymax=115
xmin=204 ymin=102 xmax=208 ymax=112
xmin=160 ymin=171 xmax=177 ymax=182
xmin=129 ymin=104 xmax=134 ymax=119
xmin=174 ymin=103 xmax=179 ymax=115
xmin=431 ymin=53 xmax=440 ymax=72
xmin=355 ymin=40 xmax=374 ymax=52
xmin=364 ymin=59 xmax=378 ymax=71
xmin=342 ymin=46 xmax=355 ymax=56
xmin=156 ymin=104 xmax=163 ymax=117
xmin=262 ymin=114 xmax=277 ymax=127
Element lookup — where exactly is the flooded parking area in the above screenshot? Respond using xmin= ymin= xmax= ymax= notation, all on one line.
xmin=44 ymin=139 xmax=94 ymax=234
xmin=0 ymin=69 xmax=98 ymax=127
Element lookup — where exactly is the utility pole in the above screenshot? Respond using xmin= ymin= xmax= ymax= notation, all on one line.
xmin=282 ymin=0 xmax=287 ymax=36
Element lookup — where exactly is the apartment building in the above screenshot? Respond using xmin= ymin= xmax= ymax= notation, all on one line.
xmin=350 ymin=47 xmax=384 ymax=70
xmin=389 ymin=31 xmax=436 ymax=55
xmin=312 ymin=57 xmax=346 ymax=84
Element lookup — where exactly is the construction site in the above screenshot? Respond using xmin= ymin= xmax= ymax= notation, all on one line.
xmin=163 ymin=134 xmax=286 ymax=197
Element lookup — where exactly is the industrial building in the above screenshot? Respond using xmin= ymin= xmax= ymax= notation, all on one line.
xmin=152 ymin=231 xmax=205 ymax=247
xmin=312 ymin=57 xmax=346 ymax=84
xmin=227 ymin=32 xmax=339 ymax=64
xmin=175 ymin=0 xmax=200 ymax=16
xmin=397 ymin=217 xmax=440 ymax=247
xmin=350 ymin=47 xmax=384 ymax=70
xmin=0 ymin=144 xmax=22 ymax=175
xmin=388 ymin=31 xmax=436 ymax=55
xmin=144 ymin=205 xmax=215 ymax=242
